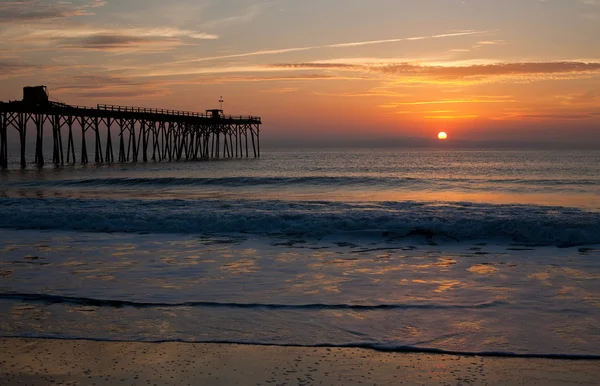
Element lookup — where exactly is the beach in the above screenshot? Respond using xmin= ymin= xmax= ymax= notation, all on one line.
xmin=1 ymin=149 xmax=599 ymax=384
xmin=2 ymin=338 xmax=599 ymax=385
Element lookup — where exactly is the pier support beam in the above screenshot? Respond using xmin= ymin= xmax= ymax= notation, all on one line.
xmin=256 ymin=125 xmax=260 ymax=158
xmin=19 ymin=113 xmax=26 ymax=168
xmin=34 ymin=114 xmax=45 ymax=167
xmin=0 ymin=112 xmax=7 ymax=169
xmin=105 ymin=118 xmax=114 ymax=163
xmin=94 ymin=117 xmax=103 ymax=163
xmin=0 ymin=101 xmax=261 ymax=167
xmin=66 ymin=116 xmax=75 ymax=164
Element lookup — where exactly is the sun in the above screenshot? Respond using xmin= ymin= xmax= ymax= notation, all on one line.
xmin=438 ymin=132 xmax=448 ymax=140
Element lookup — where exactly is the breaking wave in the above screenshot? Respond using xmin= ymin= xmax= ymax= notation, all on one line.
xmin=0 ymin=197 xmax=599 ymax=246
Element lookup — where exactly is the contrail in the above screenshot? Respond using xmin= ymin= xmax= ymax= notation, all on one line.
xmin=172 ymin=30 xmax=485 ymax=64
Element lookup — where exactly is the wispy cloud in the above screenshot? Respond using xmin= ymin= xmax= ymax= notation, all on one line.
xmin=2 ymin=25 xmax=218 ymax=52
xmin=269 ymin=61 xmax=600 ymax=85
xmin=0 ymin=59 xmax=72 ymax=79
xmin=260 ymin=88 xmax=298 ymax=93
xmin=201 ymin=1 xmax=272 ymax=28
xmin=0 ymin=59 xmax=45 ymax=79
xmin=314 ymin=90 xmax=411 ymax=98
xmin=166 ymin=74 xmax=367 ymax=85
xmin=172 ymin=30 xmax=485 ymax=64
xmin=424 ymin=115 xmax=479 ymax=119
xmin=0 ymin=0 xmax=106 ymax=23
xmin=379 ymin=96 xmax=516 ymax=108
xmin=50 ymin=75 xmax=170 ymax=100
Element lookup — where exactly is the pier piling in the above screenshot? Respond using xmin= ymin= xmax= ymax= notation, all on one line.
xmin=0 ymin=89 xmax=261 ymax=168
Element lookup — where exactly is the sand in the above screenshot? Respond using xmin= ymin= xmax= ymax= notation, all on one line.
xmin=1 ymin=338 xmax=599 ymax=385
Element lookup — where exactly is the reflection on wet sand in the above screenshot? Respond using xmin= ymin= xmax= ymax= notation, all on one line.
xmin=1 ymin=229 xmax=599 ymax=355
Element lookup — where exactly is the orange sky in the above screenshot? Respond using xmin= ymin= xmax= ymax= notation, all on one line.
xmin=1 ymin=0 xmax=599 ymax=146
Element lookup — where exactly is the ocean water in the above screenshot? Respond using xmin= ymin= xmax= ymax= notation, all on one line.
xmin=1 ymin=149 xmax=599 ymax=357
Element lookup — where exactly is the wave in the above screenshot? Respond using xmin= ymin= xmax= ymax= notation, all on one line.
xmin=0 ymin=198 xmax=599 ymax=245
xmin=6 ymin=176 xmax=599 ymax=188
xmin=0 ymin=293 xmax=506 ymax=310
xmin=1 ymin=335 xmax=599 ymax=360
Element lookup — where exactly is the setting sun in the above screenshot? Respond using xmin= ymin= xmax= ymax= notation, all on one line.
xmin=438 ymin=132 xmax=448 ymax=140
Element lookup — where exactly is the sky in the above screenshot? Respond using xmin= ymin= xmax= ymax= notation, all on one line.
xmin=1 ymin=0 xmax=599 ymax=146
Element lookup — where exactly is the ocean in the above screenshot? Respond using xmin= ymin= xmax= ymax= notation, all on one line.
xmin=1 ymin=148 xmax=599 ymax=358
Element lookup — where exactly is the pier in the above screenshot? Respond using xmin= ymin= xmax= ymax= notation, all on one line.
xmin=0 ymin=86 xmax=262 ymax=168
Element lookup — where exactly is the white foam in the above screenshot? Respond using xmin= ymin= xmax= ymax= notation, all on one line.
xmin=0 ymin=198 xmax=599 ymax=245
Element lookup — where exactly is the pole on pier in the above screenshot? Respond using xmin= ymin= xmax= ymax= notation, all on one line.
xmin=131 ymin=119 xmax=138 ymax=162
xmin=105 ymin=118 xmax=114 ymax=163
xmin=251 ymin=125 xmax=257 ymax=159
xmin=58 ymin=116 xmax=65 ymax=165
xmin=216 ymin=128 xmax=220 ymax=159
xmin=177 ymin=123 xmax=186 ymax=160
xmin=203 ymin=130 xmax=209 ymax=160
xmin=67 ymin=116 xmax=75 ymax=164
xmin=228 ymin=125 xmax=234 ymax=158
xmin=34 ymin=114 xmax=44 ymax=167
xmin=0 ymin=112 xmax=6 ymax=169
xmin=256 ymin=124 xmax=260 ymax=158
xmin=158 ymin=122 xmax=165 ymax=161
xmin=125 ymin=119 xmax=133 ymax=162
xmin=234 ymin=125 xmax=239 ymax=158
xmin=222 ymin=126 xmax=228 ymax=158
xmin=19 ymin=114 xmax=27 ymax=168
xmin=79 ymin=116 xmax=88 ymax=164
xmin=118 ymin=119 xmax=126 ymax=163
xmin=151 ymin=122 xmax=159 ymax=161
xmin=52 ymin=115 xmax=59 ymax=165
xmin=139 ymin=120 xmax=147 ymax=162
xmin=94 ymin=117 xmax=103 ymax=163
xmin=245 ymin=125 xmax=249 ymax=158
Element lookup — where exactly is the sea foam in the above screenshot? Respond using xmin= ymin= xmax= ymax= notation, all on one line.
xmin=1 ymin=197 xmax=598 ymax=246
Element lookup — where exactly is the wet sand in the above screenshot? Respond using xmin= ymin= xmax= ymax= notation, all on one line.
xmin=1 ymin=338 xmax=599 ymax=385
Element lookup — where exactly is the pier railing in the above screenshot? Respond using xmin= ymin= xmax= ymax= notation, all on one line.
xmin=0 ymin=100 xmax=262 ymax=168
xmin=96 ymin=104 xmax=260 ymax=121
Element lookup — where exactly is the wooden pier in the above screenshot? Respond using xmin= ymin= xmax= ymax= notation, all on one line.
xmin=0 ymin=86 xmax=261 ymax=168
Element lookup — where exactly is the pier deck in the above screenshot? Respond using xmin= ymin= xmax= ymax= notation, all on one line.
xmin=0 ymin=91 xmax=261 ymax=168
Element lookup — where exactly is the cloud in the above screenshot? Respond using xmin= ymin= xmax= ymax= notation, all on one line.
xmin=172 ymin=30 xmax=484 ymax=64
xmin=327 ymin=31 xmax=481 ymax=48
xmin=161 ymin=74 xmax=366 ymax=85
xmin=494 ymin=113 xmax=597 ymax=121
xmin=2 ymin=25 xmax=218 ymax=52
xmin=201 ymin=1 xmax=269 ymax=28
xmin=0 ymin=0 xmax=105 ymax=23
xmin=57 ymin=34 xmax=184 ymax=52
xmin=50 ymin=75 xmax=169 ymax=100
xmin=379 ymin=97 xmax=515 ymax=107
xmin=424 ymin=115 xmax=479 ymax=119
xmin=75 ymin=89 xmax=170 ymax=99
xmin=476 ymin=40 xmax=506 ymax=45
xmin=517 ymin=113 xmax=593 ymax=119
xmin=558 ymin=90 xmax=600 ymax=105
xmin=260 ymin=88 xmax=298 ymax=93
xmin=269 ymin=61 xmax=600 ymax=85
xmin=314 ymin=90 xmax=411 ymax=98
xmin=0 ymin=59 xmax=54 ymax=79
xmin=0 ymin=1 xmax=216 ymax=54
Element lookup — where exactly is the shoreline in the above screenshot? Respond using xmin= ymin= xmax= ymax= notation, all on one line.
xmin=1 ymin=338 xmax=599 ymax=385
xmin=2 ymin=335 xmax=600 ymax=361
